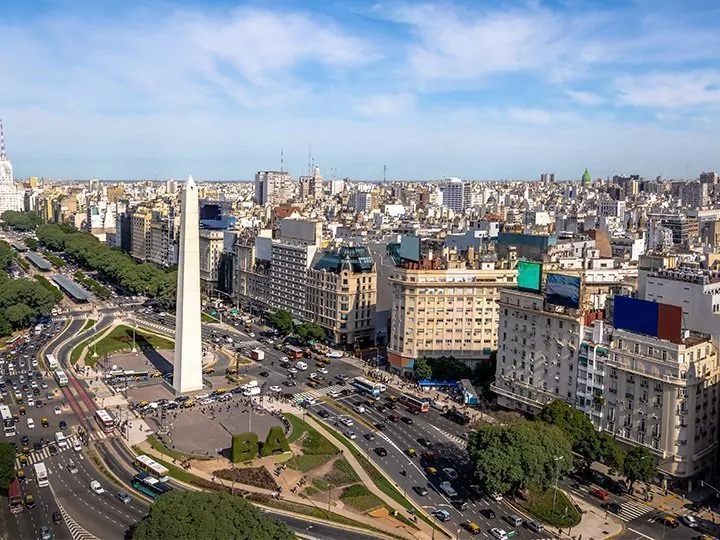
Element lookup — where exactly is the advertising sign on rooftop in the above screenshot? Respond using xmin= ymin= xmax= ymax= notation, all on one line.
xmin=545 ymin=273 xmax=581 ymax=309
xmin=517 ymin=261 xmax=542 ymax=292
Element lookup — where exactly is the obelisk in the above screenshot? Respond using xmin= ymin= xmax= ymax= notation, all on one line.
xmin=173 ymin=175 xmax=203 ymax=394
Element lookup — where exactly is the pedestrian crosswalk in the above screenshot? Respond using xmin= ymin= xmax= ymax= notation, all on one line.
xmin=15 ymin=435 xmax=81 ymax=468
xmin=618 ymin=500 xmax=654 ymax=522
xmin=290 ymin=384 xmax=348 ymax=404
xmin=240 ymin=339 xmax=263 ymax=348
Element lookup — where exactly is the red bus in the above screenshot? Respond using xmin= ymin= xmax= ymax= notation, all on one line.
xmin=9 ymin=478 xmax=23 ymax=514
xmin=6 ymin=335 xmax=23 ymax=349
xmin=284 ymin=345 xmax=304 ymax=359
xmin=400 ymin=393 xmax=430 ymax=413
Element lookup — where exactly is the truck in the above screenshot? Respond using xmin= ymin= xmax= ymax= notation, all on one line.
xmin=54 ymin=431 xmax=68 ymax=449
xmin=250 ymin=349 xmax=265 ymax=362
xmin=439 ymin=481 xmax=457 ymax=497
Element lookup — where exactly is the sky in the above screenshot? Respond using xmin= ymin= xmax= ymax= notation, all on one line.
xmin=2 ymin=0 xmax=720 ymax=181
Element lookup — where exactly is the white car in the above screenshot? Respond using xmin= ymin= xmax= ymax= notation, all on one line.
xmin=343 ymin=430 xmax=356 ymax=440
xmin=328 ymin=390 xmax=341 ymax=398
xmin=338 ymin=416 xmax=353 ymax=427
xmin=27 ymin=398 xmax=35 ymax=408
xmin=90 ymin=480 xmax=105 ymax=494
xmin=287 ymin=367 xmax=298 ymax=374
xmin=73 ymin=440 xmax=82 ymax=452
xmin=269 ymin=386 xmax=282 ymax=393
xmin=27 ymin=418 xmax=35 ymax=429
xmin=53 ymin=406 xmax=62 ymax=415
xmin=195 ymin=393 xmax=210 ymax=400
xmin=200 ymin=398 xmax=215 ymax=406
xmin=353 ymin=405 xmax=365 ymax=414
xmin=490 ymin=528 xmax=508 ymax=540
xmin=317 ymin=367 xmax=328 ymax=374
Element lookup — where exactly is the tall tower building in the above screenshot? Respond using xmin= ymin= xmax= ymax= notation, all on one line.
xmin=0 ymin=119 xmax=22 ymax=214
xmin=255 ymin=171 xmax=291 ymax=205
xmin=174 ymin=175 xmax=203 ymax=394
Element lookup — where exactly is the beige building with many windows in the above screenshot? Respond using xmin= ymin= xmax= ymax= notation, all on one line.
xmin=388 ymin=250 xmax=516 ymax=373
xmin=306 ymin=246 xmax=377 ymax=347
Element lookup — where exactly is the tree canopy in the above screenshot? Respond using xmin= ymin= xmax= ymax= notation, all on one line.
xmin=268 ymin=309 xmax=293 ymax=335
xmin=0 ymin=211 xmax=42 ymax=231
xmin=426 ymin=356 xmax=472 ymax=381
xmin=296 ymin=323 xmax=325 ymax=343
xmin=467 ymin=421 xmax=573 ymax=495
xmin=0 ymin=267 xmax=62 ymax=336
xmin=131 ymin=491 xmax=296 ymax=540
xmin=621 ymin=446 xmax=657 ymax=489
xmin=413 ymin=357 xmax=433 ymax=380
xmin=0 ymin=442 xmax=17 ymax=492
xmin=24 ymin=237 xmax=39 ymax=250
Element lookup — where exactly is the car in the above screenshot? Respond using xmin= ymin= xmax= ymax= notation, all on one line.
xmin=412 ymin=486 xmax=428 ymax=496
xmin=435 ymin=510 xmax=452 ymax=522
xmin=338 ymin=416 xmax=353 ymax=427
xmin=35 ymin=399 xmax=43 ymax=408
xmin=279 ymin=362 xmax=291 ymax=369
xmin=401 ymin=416 xmax=413 ymax=424
xmin=364 ymin=433 xmax=375 ymax=441
xmin=589 ymin=488 xmax=610 ymax=500
xmin=374 ymin=422 xmax=386 ymax=431
xmin=489 ymin=528 xmax=508 ymax=540
xmin=200 ymin=398 xmax=215 ymax=405
xmin=374 ymin=447 xmax=388 ymax=457
xmin=601 ymin=501 xmax=622 ymax=514
xmin=116 ymin=491 xmax=132 ymax=504
xmin=269 ymin=386 xmax=282 ymax=393
xmin=317 ymin=367 xmax=328 ymax=374
xmin=48 ymin=444 xmax=58 ymax=456
xmin=90 ymin=480 xmax=105 ymax=494
xmin=443 ymin=468 xmax=459 ymax=480
xmin=287 ymin=367 xmax=298 ymax=374
xmin=27 ymin=418 xmax=35 ymax=429
xmin=283 ymin=380 xmax=297 ymax=387
xmin=53 ymin=406 xmax=61 ymax=415
xmin=52 ymin=511 xmax=62 ymax=524
xmin=195 ymin=393 xmax=210 ymax=400
xmin=258 ymin=371 xmax=269 ymax=377
xmin=40 ymin=381 xmax=48 ymax=389
xmin=353 ymin=404 xmax=365 ymax=414
xmin=417 ymin=437 xmax=431 ymax=447
xmin=387 ymin=414 xmax=400 ymax=422
xmin=72 ymin=440 xmax=82 ymax=452
xmin=489 ymin=492 xmax=503 ymax=502
xmin=33 ymin=442 xmax=42 ymax=453
xmin=385 ymin=402 xmax=396 ymax=410
xmin=21 ymin=435 xmax=29 ymax=445
xmin=343 ymin=430 xmax=356 ymax=440
xmin=481 ymin=508 xmax=497 ymax=519
xmin=316 ymin=409 xmax=330 ymax=419
xmin=679 ymin=515 xmax=699 ymax=528
xmin=25 ymin=494 xmax=36 ymax=508
xmin=67 ymin=460 xmax=78 ymax=474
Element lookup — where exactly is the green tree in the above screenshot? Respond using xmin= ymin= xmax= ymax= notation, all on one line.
xmin=427 ymin=356 xmax=471 ymax=381
xmin=0 ymin=442 xmax=16 ymax=491
xmin=538 ymin=400 xmax=602 ymax=468
xmin=296 ymin=323 xmax=325 ymax=343
xmin=467 ymin=421 xmax=573 ymax=495
xmin=413 ymin=357 xmax=433 ymax=381
xmin=0 ymin=211 xmax=42 ymax=232
xmin=269 ymin=309 xmax=294 ymax=335
xmin=0 ymin=241 xmax=13 ymax=271
xmin=598 ymin=432 xmax=625 ymax=471
xmin=4 ymin=304 xmax=34 ymax=328
xmin=621 ymin=447 xmax=657 ymax=490
xmin=24 ymin=237 xmax=39 ymax=250
xmin=0 ymin=316 xmax=11 ymax=338
xmin=131 ymin=491 xmax=296 ymax=540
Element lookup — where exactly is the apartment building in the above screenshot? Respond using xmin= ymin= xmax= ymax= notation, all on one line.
xmin=147 ymin=215 xmax=178 ymax=268
xmin=130 ymin=206 xmax=153 ymax=262
xmin=255 ymin=171 xmax=292 ymax=205
xmin=388 ymin=249 xmax=517 ymax=373
xmin=491 ymin=289 xmax=584 ymax=413
xmin=234 ymin=237 xmax=271 ymax=315
xmin=605 ymin=328 xmax=720 ymax=482
xmin=306 ymin=246 xmax=377 ymax=347
xmin=199 ymin=229 xmax=225 ymax=295
xmin=268 ymin=240 xmax=318 ymax=319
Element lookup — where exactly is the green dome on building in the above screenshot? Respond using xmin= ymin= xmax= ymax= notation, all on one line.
xmin=581 ymin=168 xmax=591 ymax=185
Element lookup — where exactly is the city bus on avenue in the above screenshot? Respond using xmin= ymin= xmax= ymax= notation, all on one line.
xmin=131 ymin=473 xmax=172 ymax=499
xmin=95 ymin=409 xmax=116 ymax=433
xmin=133 ymin=454 xmax=170 ymax=482
xmin=400 ymin=393 xmax=430 ymax=413
xmin=6 ymin=335 xmax=23 ymax=349
xmin=9 ymin=478 xmax=23 ymax=514
xmin=1 ymin=405 xmax=16 ymax=437
xmin=45 ymin=354 xmax=59 ymax=370
xmin=353 ymin=377 xmax=386 ymax=397
xmin=54 ymin=369 xmax=69 ymax=387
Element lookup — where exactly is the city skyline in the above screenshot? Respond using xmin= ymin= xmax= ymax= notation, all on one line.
xmin=2 ymin=0 xmax=720 ymax=180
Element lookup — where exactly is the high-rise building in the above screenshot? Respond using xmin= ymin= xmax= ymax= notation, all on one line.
xmin=268 ymin=241 xmax=317 ymax=319
xmin=349 ymin=192 xmax=373 ymax=213
xmin=255 ymin=171 xmax=291 ymax=205
xmin=199 ymin=229 xmax=225 ymax=295
xmin=680 ymin=181 xmax=709 ymax=209
xmin=174 ymin=176 xmax=203 ymax=394
xmin=0 ymin=120 xmax=23 ymax=214
xmin=441 ymin=178 xmax=471 ymax=213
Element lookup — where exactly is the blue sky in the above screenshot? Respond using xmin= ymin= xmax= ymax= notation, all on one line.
xmin=3 ymin=0 xmax=720 ymax=181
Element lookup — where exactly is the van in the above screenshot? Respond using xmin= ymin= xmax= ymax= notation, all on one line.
xmin=295 ymin=362 xmax=308 ymax=371
xmin=54 ymin=432 xmax=68 ymax=449
xmin=243 ymin=387 xmax=261 ymax=397
xmin=430 ymin=400 xmax=447 ymax=412
xmin=527 ymin=521 xmax=544 ymax=532
xmin=503 ymin=515 xmax=523 ymax=527
xmin=243 ymin=380 xmax=258 ymax=389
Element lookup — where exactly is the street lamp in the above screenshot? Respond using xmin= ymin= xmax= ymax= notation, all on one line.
xmin=131 ymin=314 xmax=137 ymax=353
xmin=552 ymin=455 xmax=564 ymax=512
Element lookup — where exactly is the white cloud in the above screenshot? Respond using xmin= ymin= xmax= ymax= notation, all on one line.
xmin=507 ymin=108 xmax=579 ymax=126
xmin=614 ymin=70 xmax=720 ymax=109
xmin=566 ymin=90 xmax=604 ymax=106
xmin=356 ymin=93 xmax=416 ymax=117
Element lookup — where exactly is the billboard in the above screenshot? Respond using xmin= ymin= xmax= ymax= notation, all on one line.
xmin=545 ymin=273 xmax=581 ymax=309
xmin=613 ymin=296 xmax=683 ymax=344
xmin=517 ymin=261 xmax=542 ymax=292
xmin=399 ymin=235 xmax=421 ymax=262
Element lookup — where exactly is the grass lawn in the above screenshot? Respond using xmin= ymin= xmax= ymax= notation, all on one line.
xmin=70 ymin=335 xmax=94 ymax=364
xmin=516 ymin=486 xmax=581 ymax=528
xmin=285 ymin=454 xmax=334 ymax=473
xmin=82 ymin=319 xmax=96 ymax=332
xmin=285 ymin=413 xmax=340 ymax=473
xmin=285 ymin=413 xmax=309 ymax=443
xmin=76 ymin=325 xmax=174 ymax=367
xmin=201 ymin=313 xmax=220 ymax=323
xmin=340 ymin=484 xmax=385 ymax=512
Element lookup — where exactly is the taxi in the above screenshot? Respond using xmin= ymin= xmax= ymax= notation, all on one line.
xmin=182 ymin=400 xmax=195 ymax=408
xmin=16 ymin=469 xmax=25 ymax=481
xmin=25 ymin=494 xmax=35 ymax=508
xmin=658 ymin=515 xmax=679 ymax=529
xmin=463 ymin=521 xmax=481 ymax=535
xmin=19 ymin=406 xmax=26 ymax=415
xmin=41 ymin=417 xmax=49 ymax=428
xmin=386 ymin=395 xmax=398 ymax=402
xmin=225 ymin=367 xmax=238 ymax=375
xmin=406 ymin=448 xmax=417 ymax=458
xmin=425 ymin=466 xmax=438 ymax=475
xmin=18 ymin=454 xmax=28 ymax=466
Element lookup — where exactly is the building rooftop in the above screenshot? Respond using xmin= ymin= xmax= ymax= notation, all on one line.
xmin=25 ymin=252 xmax=51 ymax=271
xmin=313 ymin=245 xmax=374 ymax=274
xmin=51 ymin=274 xmax=92 ymax=301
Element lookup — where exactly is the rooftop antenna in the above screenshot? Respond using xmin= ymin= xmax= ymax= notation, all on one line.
xmin=280 ymin=149 xmax=284 ymax=173
xmin=383 ymin=164 xmax=387 ymax=183
xmin=308 ymin=144 xmax=312 ymax=177
xmin=0 ymin=119 xmax=6 ymax=160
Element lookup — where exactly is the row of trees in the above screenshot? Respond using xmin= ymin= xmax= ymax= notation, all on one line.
xmin=0 ymin=210 xmax=43 ymax=232
xmin=468 ymin=400 xmax=658 ymax=496
xmin=267 ymin=309 xmax=326 ymax=343
xmin=36 ymin=222 xmax=177 ymax=309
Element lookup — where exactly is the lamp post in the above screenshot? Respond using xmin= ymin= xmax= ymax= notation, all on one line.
xmin=131 ymin=314 xmax=137 ymax=353
xmin=552 ymin=455 xmax=564 ymax=513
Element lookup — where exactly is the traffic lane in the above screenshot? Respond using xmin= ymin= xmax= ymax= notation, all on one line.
xmin=15 ymin=472 xmax=66 ymax=540
xmin=262 ymin=510 xmax=382 ymax=540
xmin=51 ymin=450 xmax=141 ymax=536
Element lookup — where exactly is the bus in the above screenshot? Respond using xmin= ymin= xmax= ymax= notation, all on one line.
xmin=400 ymin=393 xmax=430 ymax=413
xmin=9 ymin=478 xmax=23 ymax=514
xmin=54 ymin=369 xmax=68 ymax=387
xmin=284 ymin=345 xmax=304 ymax=359
xmin=353 ymin=377 xmax=385 ymax=397
xmin=131 ymin=473 xmax=172 ymax=499
xmin=34 ymin=462 xmax=49 ymax=487
xmin=6 ymin=335 xmax=23 ymax=349
xmin=45 ymin=353 xmax=59 ymax=370
xmin=1 ymin=405 xmax=16 ymax=437
xmin=95 ymin=409 xmax=116 ymax=433
xmin=105 ymin=369 xmax=149 ymax=382
xmin=134 ymin=455 xmax=170 ymax=482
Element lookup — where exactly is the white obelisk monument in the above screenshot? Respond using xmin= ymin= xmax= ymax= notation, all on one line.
xmin=173 ymin=175 xmax=203 ymax=394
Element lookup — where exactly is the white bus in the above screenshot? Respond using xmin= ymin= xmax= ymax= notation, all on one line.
xmin=45 ymin=354 xmax=59 ymax=370
xmin=54 ymin=369 xmax=68 ymax=387
xmin=0 ymin=405 xmax=15 ymax=437
xmin=95 ymin=409 xmax=115 ymax=433
xmin=34 ymin=462 xmax=49 ymax=487
xmin=133 ymin=455 xmax=170 ymax=482
xmin=353 ymin=377 xmax=385 ymax=397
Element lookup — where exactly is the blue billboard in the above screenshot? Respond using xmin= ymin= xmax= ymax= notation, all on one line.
xmin=545 ymin=273 xmax=581 ymax=309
